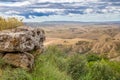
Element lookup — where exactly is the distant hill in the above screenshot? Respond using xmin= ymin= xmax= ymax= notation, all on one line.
xmin=42 ymin=21 xmax=120 ymax=24
xmin=25 ymin=21 xmax=120 ymax=27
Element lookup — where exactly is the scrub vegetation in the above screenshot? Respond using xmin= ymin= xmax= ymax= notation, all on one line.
xmin=0 ymin=46 xmax=120 ymax=80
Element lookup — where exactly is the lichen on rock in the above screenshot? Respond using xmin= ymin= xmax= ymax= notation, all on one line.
xmin=0 ymin=26 xmax=45 ymax=52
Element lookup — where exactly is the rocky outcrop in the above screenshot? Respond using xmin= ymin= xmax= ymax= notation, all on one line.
xmin=3 ymin=52 xmax=34 ymax=70
xmin=0 ymin=26 xmax=45 ymax=70
xmin=0 ymin=27 xmax=45 ymax=52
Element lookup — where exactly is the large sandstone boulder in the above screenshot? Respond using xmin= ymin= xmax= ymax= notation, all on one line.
xmin=0 ymin=26 xmax=45 ymax=70
xmin=3 ymin=52 xmax=34 ymax=70
xmin=0 ymin=26 xmax=45 ymax=52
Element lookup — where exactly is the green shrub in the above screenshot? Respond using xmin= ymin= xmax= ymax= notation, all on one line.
xmin=31 ymin=46 xmax=72 ymax=80
xmin=85 ymin=60 xmax=120 ymax=80
xmin=45 ymin=46 xmax=68 ymax=71
xmin=0 ymin=58 xmax=5 ymax=68
xmin=1 ymin=68 xmax=32 ymax=80
xmin=86 ymin=53 xmax=101 ymax=62
xmin=1 ymin=45 xmax=120 ymax=80
xmin=75 ymin=41 xmax=89 ymax=45
xmin=66 ymin=54 xmax=87 ymax=80
xmin=35 ymin=46 xmax=120 ymax=80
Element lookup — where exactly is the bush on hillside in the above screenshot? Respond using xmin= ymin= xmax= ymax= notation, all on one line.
xmin=86 ymin=53 xmax=102 ymax=62
xmin=31 ymin=46 xmax=72 ymax=80
xmin=67 ymin=55 xmax=87 ymax=80
xmin=84 ymin=60 xmax=120 ymax=80
xmin=1 ymin=68 xmax=32 ymax=80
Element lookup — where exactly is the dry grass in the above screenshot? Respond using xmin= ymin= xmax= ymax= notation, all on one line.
xmin=42 ymin=24 xmax=120 ymax=39
xmin=44 ymin=38 xmax=93 ymax=46
xmin=0 ymin=17 xmax=23 ymax=31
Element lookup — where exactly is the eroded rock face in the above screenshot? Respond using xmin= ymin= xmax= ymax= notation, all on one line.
xmin=72 ymin=41 xmax=92 ymax=54
xmin=0 ymin=26 xmax=45 ymax=52
xmin=3 ymin=52 xmax=34 ymax=70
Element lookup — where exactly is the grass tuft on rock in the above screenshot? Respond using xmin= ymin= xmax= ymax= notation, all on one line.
xmin=0 ymin=17 xmax=23 ymax=31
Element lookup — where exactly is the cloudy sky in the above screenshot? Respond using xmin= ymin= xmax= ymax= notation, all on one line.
xmin=0 ymin=0 xmax=120 ymax=22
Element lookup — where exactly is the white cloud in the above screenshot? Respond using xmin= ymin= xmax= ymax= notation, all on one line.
xmin=0 ymin=12 xmax=25 ymax=20
xmin=5 ymin=10 xmax=20 ymax=15
xmin=28 ymin=15 xmax=33 ymax=18
xmin=37 ymin=0 xmax=98 ymax=3
xmin=33 ymin=8 xmax=65 ymax=13
xmin=0 ymin=0 xmax=98 ymax=7
xmin=101 ymin=9 xmax=108 ymax=13
xmin=84 ymin=8 xmax=94 ymax=13
xmin=0 ymin=1 xmax=31 ymax=7
xmin=0 ymin=0 xmax=120 ymax=22
xmin=24 ymin=13 xmax=120 ymax=22
xmin=105 ymin=6 xmax=120 ymax=13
